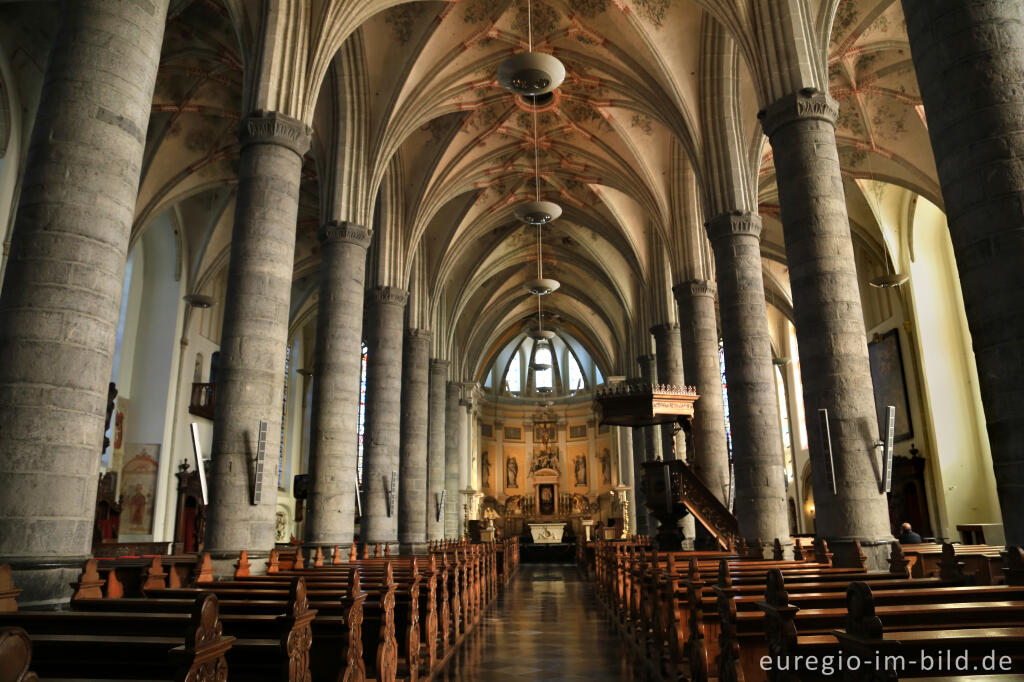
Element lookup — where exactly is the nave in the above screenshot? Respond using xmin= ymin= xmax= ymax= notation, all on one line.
xmin=441 ymin=564 xmax=636 ymax=682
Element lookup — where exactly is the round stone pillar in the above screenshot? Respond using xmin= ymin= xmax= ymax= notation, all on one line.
xmin=398 ymin=328 xmax=431 ymax=553
xmin=631 ymin=425 xmax=650 ymax=535
xmin=651 ymin=323 xmax=686 ymax=460
xmin=673 ymin=281 xmax=730 ymax=505
xmin=0 ymin=0 xmax=169 ymax=606
xmin=706 ymin=212 xmax=789 ymax=553
xmin=444 ymin=382 xmax=462 ymax=538
xmin=426 ymin=360 xmax=450 ymax=541
xmin=305 ymin=222 xmax=372 ymax=549
xmin=360 ymin=286 xmax=408 ymax=545
xmin=205 ymin=111 xmax=312 ymax=561
xmin=360 ymin=284 xmax=407 ymax=540
xmin=901 ymin=0 xmax=1024 ymax=547
xmin=759 ymin=90 xmax=893 ymax=566
xmin=616 ymin=427 xmax=638 ymax=536
xmin=637 ymin=355 xmax=663 ymax=463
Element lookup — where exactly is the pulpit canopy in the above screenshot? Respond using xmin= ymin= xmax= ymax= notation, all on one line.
xmin=593 ymin=381 xmax=699 ymax=427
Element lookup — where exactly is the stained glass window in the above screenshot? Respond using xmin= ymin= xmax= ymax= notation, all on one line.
xmin=719 ymin=339 xmax=733 ymax=461
xmin=357 ymin=342 xmax=368 ymax=484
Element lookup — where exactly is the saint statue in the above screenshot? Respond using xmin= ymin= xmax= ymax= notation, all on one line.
xmin=482 ymin=450 xmax=491 ymax=483
xmin=506 ymin=456 xmax=518 ymax=488
xmin=574 ymin=455 xmax=587 ymax=486
xmin=599 ymin=448 xmax=612 ymax=484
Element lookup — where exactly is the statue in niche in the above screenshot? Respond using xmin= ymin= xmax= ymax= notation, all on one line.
xmin=481 ymin=450 xmax=491 ymax=485
xmin=574 ymin=455 xmax=587 ymax=486
xmin=506 ymin=456 xmax=519 ymax=488
xmin=598 ymin=448 xmax=612 ymax=485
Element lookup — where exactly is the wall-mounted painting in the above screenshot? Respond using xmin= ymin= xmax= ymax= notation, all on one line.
xmin=569 ymin=423 xmax=587 ymax=440
xmin=867 ymin=329 xmax=913 ymax=442
xmin=121 ymin=444 xmax=160 ymax=534
xmin=503 ymin=426 xmax=522 ymax=442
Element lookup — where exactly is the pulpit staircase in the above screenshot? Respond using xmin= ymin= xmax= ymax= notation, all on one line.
xmin=641 ymin=458 xmax=740 ymax=551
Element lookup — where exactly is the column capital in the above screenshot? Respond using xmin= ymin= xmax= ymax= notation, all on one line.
xmin=430 ymin=358 xmax=450 ymax=373
xmin=650 ymin=322 xmax=681 ymax=337
xmin=705 ymin=210 xmax=763 ymax=245
xmin=319 ymin=220 xmax=372 ymax=248
xmin=757 ymin=88 xmax=839 ymax=139
xmin=459 ymin=399 xmax=472 ymax=408
xmin=637 ymin=354 xmax=656 ymax=365
xmin=446 ymin=381 xmax=462 ymax=398
xmin=406 ymin=327 xmax=431 ymax=343
xmin=673 ymin=279 xmax=717 ymax=301
xmin=239 ymin=110 xmax=312 ymax=157
xmin=367 ymin=286 xmax=408 ymax=307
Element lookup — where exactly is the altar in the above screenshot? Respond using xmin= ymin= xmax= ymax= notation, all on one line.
xmin=529 ymin=522 xmax=566 ymax=544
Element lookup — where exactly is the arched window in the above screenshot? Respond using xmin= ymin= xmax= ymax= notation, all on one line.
xmin=534 ymin=345 xmax=553 ymax=390
xmin=506 ymin=349 xmax=522 ymax=394
xmin=719 ymin=339 xmax=732 ymax=461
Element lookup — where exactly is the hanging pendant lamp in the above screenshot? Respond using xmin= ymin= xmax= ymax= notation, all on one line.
xmin=511 ymin=0 xmax=562 ymax=227
xmin=497 ymin=0 xmax=565 ymax=96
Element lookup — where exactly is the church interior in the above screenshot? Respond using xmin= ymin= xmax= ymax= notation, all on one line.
xmin=0 ymin=0 xmax=1023 ymax=679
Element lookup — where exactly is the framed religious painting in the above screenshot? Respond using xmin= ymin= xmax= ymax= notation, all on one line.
xmin=867 ymin=329 xmax=913 ymax=442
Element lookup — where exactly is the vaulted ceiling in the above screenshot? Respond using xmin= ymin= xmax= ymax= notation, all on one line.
xmin=23 ymin=0 xmax=932 ymax=384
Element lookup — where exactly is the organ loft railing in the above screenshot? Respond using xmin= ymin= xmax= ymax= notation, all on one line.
xmin=593 ymin=381 xmax=739 ymax=550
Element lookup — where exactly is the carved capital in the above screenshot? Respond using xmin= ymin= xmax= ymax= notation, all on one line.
xmin=446 ymin=381 xmax=462 ymax=397
xmin=368 ymin=286 xmax=408 ymax=307
xmin=239 ymin=110 xmax=312 ymax=157
xmin=705 ymin=211 xmax=763 ymax=245
xmin=459 ymin=399 xmax=472 ymax=408
xmin=757 ymin=88 xmax=839 ymax=138
xmin=650 ymin=322 xmax=681 ymax=337
xmin=430 ymin=359 xmax=450 ymax=373
xmin=319 ymin=221 xmax=372 ymax=249
xmin=406 ymin=327 xmax=431 ymax=344
xmin=673 ymin=279 xmax=717 ymax=301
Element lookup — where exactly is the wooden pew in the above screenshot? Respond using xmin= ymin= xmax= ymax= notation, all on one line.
xmin=0 ymin=627 xmax=39 ymax=682
xmin=0 ymin=592 xmax=234 ymax=680
xmin=150 ymin=564 xmax=389 ymax=682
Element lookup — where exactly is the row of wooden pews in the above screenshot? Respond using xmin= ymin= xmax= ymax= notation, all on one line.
xmin=590 ymin=537 xmax=1024 ymax=682
xmin=0 ymin=537 xmax=519 ymax=681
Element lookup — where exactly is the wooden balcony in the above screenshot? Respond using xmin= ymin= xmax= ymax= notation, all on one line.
xmin=189 ymin=382 xmax=216 ymax=420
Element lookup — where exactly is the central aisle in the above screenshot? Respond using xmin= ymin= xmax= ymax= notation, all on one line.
xmin=440 ymin=564 xmax=636 ymax=681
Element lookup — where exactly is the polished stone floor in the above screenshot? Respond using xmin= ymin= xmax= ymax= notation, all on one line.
xmin=439 ymin=563 xmax=637 ymax=681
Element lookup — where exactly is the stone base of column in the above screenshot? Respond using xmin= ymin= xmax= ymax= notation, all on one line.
xmin=826 ymin=537 xmax=893 ymax=571
xmin=679 ymin=516 xmax=696 ymax=550
xmin=8 ymin=559 xmax=85 ymax=609
xmin=399 ymin=542 xmax=430 ymax=556
xmin=208 ymin=549 xmax=271 ymax=579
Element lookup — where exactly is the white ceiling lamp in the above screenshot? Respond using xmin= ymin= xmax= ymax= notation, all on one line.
xmin=511 ymin=0 xmax=562 ymax=227
xmin=869 ymin=272 xmax=910 ymax=288
xmin=514 ymin=200 xmax=562 ymax=225
xmin=496 ymin=1 xmax=565 ymax=96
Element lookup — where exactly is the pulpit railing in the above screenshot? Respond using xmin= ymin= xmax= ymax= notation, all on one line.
xmin=642 ymin=459 xmax=740 ymax=550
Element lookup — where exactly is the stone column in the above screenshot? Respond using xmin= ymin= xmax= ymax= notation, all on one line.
xmin=631 ymin=425 xmax=650 ymax=535
xmin=637 ymin=355 xmax=663 ymax=462
xmin=706 ymin=213 xmax=789 ymax=553
xmin=426 ymin=359 xmax=449 ymax=541
xmin=305 ymin=222 xmax=372 ymax=549
xmin=760 ymin=90 xmax=892 ymax=566
xmin=651 ymin=323 xmax=686 ymax=460
xmin=617 ymin=427 xmax=638 ymax=535
xmin=444 ymin=382 xmax=462 ymax=538
xmin=398 ymin=328 xmax=430 ymax=553
xmin=203 ymin=115 xmax=313 ymax=561
xmin=901 ymin=0 xmax=1024 ymax=547
xmin=360 ymin=286 xmax=408 ymax=545
xmin=458 ymin=399 xmax=473 ymax=535
xmin=0 ymin=0 xmax=169 ymax=605
xmin=673 ymin=281 xmax=730 ymax=504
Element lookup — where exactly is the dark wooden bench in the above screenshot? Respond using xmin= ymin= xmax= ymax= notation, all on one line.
xmin=0 ymin=593 xmax=233 ymax=680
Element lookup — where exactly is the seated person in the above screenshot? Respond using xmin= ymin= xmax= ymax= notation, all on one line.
xmin=898 ymin=522 xmax=923 ymax=544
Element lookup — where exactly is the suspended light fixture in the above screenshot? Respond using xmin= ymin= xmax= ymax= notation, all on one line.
xmin=497 ymin=0 xmax=565 ymax=96
xmin=869 ymin=272 xmax=910 ymax=288
xmin=511 ymin=0 xmax=562 ymax=227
